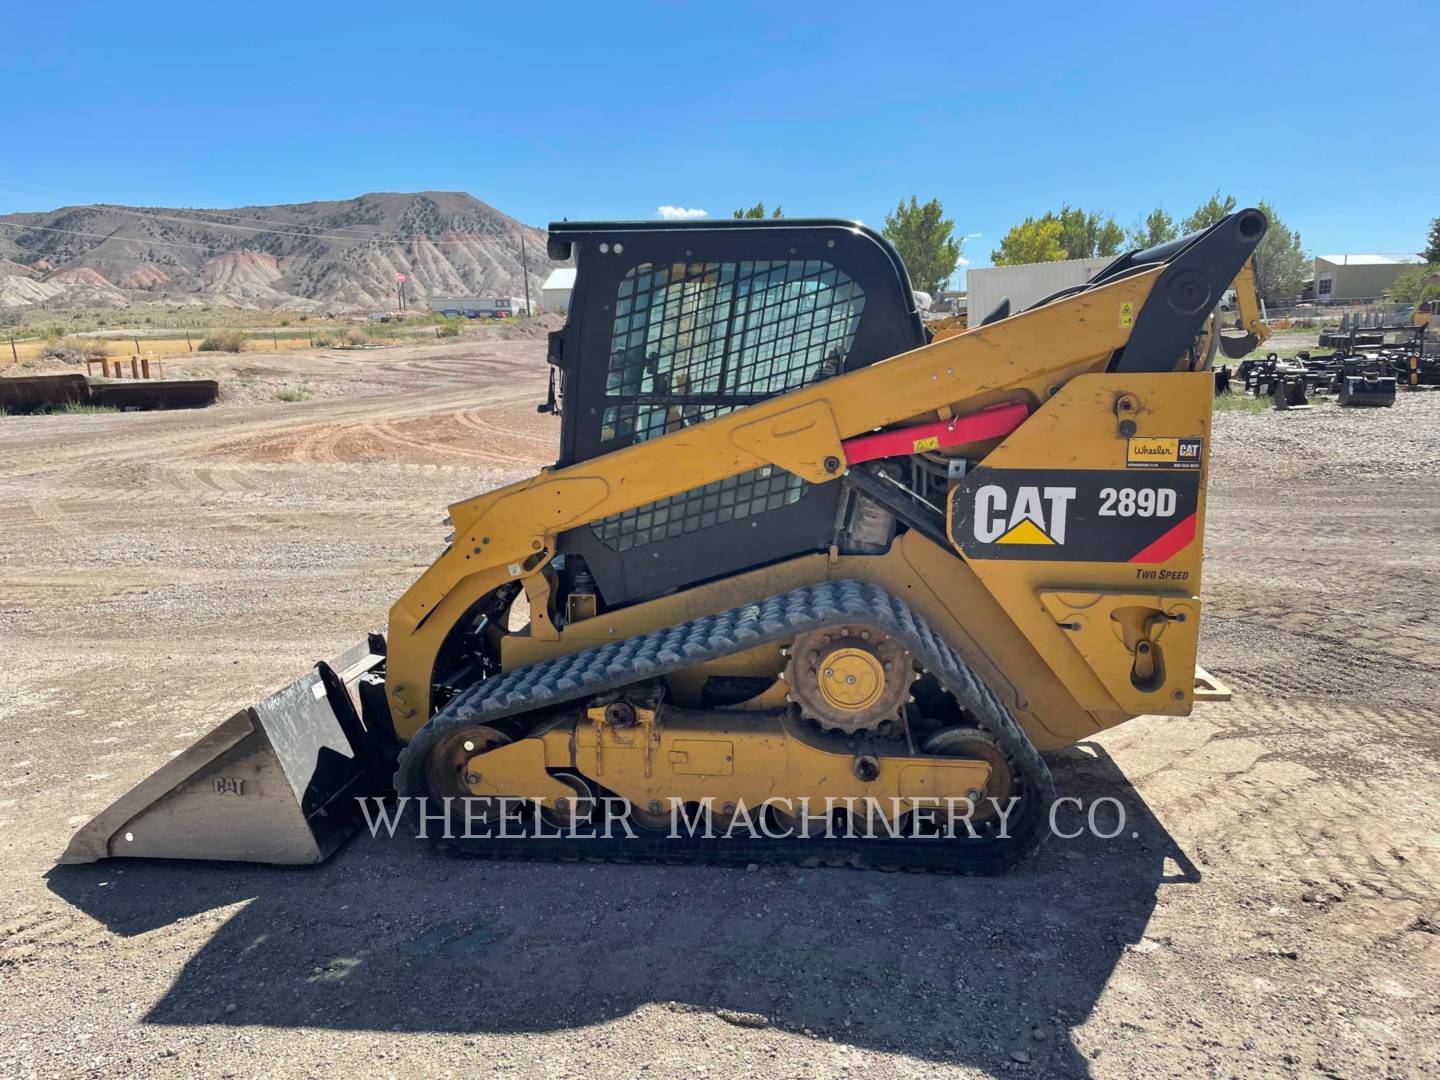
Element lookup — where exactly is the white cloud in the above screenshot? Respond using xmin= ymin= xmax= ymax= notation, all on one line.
xmin=955 ymin=255 xmax=970 ymax=266
xmin=657 ymin=205 xmax=707 ymax=220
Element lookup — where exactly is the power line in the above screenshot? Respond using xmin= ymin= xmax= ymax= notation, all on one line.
xmin=0 ymin=217 xmax=545 ymax=264
xmin=98 ymin=200 xmax=509 ymax=236
xmin=86 ymin=203 xmax=540 ymax=247
xmin=94 ymin=203 xmax=388 ymax=237
xmin=0 ymin=220 xmax=221 ymax=252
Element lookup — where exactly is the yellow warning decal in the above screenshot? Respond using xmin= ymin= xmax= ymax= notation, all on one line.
xmin=912 ymin=435 xmax=940 ymax=452
xmin=996 ymin=518 xmax=1055 ymax=545
xmin=1119 ymin=302 xmax=1134 ymax=328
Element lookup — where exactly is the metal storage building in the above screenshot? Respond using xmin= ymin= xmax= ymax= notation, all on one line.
xmin=541 ymin=268 xmax=576 ymax=314
xmin=1313 ymin=254 xmax=1422 ymax=303
xmin=964 ymin=257 xmax=1113 ymax=325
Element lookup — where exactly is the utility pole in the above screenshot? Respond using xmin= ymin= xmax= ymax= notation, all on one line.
xmin=520 ymin=232 xmax=532 ymax=317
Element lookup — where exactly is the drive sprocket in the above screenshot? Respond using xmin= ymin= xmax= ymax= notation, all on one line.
xmin=784 ymin=624 xmax=913 ymax=735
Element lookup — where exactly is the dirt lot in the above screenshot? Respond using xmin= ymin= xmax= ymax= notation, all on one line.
xmin=1 ymin=340 xmax=1437 ymax=1079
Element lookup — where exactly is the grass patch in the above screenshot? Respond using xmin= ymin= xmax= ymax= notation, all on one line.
xmin=275 ymin=386 xmax=311 ymax=403
xmin=1213 ymin=392 xmax=1270 ymax=414
xmin=435 ymin=317 xmax=464 ymax=338
xmin=1 ymin=401 xmax=120 ymax=416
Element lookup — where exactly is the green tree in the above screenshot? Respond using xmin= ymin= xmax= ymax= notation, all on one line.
xmin=732 ymin=202 xmax=783 ymax=219
xmin=1251 ymin=201 xmax=1308 ymax=303
xmin=991 ymin=216 xmax=1067 ymax=265
xmin=991 ymin=205 xmax=1122 ymax=263
xmin=1054 ymin=205 xmax=1125 ymax=258
xmin=1127 ymin=207 xmax=1178 ymax=249
xmin=1181 ymin=192 xmax=1238 ymax=233
xmin=882 ymin=195 xmax=962 ymax=295
xmin=1423 ymin=216 xmax=1440 ymax=263
xmin=1386 ymin=262 xmax=1440 ymax=304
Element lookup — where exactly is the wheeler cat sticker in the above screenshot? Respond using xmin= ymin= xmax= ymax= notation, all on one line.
xmin=949 ymin=469 xmax=1201 ymax=563
xmin=1125 ymin=436 xmax=1203 ymax=470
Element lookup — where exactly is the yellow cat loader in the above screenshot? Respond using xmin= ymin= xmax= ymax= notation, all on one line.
xmin=63 ymin=208 xmax=1270 ymax=872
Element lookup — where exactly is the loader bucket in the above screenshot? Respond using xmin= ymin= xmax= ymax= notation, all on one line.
xmin=1218 ymin=328 xmax=1260 ymax=359
xmin=1338 ymin=374 xmax=1397 ymax=407
xmin=59 ymin=639 xmax=389 ymax=866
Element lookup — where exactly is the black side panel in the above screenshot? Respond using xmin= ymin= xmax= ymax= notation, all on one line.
xmin=559 ymin=471 xmax=841 ymax=604
xmin=549 ymin=219 xmax=925 ymax=605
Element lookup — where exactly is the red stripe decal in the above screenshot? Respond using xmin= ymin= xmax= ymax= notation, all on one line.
xmin=842 ymin=400 xmax=1029 ymax=466
xmin=1129 ymin=512 xmax=1197 ymax=564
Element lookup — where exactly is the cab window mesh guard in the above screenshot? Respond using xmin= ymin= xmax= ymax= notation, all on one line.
xmin=600 ymin=259 xmax=865 ymax=447
xmin=591 ymin=259 xmax=865 ymax=552
xmin=592 ymin=466 xmax=806 ymax=553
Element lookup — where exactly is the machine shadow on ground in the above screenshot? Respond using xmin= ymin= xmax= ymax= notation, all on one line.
xmin=47 ymin=741 xmax=1196 ymax=1074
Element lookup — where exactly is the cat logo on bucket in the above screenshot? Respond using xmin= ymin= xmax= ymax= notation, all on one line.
xmin=972 ymin=485 xmax=1076 ymax=546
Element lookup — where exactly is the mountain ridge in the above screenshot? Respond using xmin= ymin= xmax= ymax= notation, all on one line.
xmin=0 ymin=191 xmax=566 ymax=312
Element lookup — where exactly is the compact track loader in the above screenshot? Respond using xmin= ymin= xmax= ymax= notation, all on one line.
xmin=64 ymin=209 xmax=1271 ymax=873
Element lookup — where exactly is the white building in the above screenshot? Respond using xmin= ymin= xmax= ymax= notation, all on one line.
xmin=965 ymin=257 xmax=1113 ymax=325
xmin=542 ymin=268 xmax=576 ymax=314
xmin=1313 ymin=254 xmax=1423 ymax=303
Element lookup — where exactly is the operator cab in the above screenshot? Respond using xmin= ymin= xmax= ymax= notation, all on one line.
xmin=542 ymin=219 xmax=926 ymax=604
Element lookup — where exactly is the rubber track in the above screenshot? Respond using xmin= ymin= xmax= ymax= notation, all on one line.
xmin=395 ymin=580 xmax=1056 ymax=873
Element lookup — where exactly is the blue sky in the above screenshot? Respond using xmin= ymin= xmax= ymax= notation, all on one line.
xmin=5 ymin=1 xmax=1434 ymax=280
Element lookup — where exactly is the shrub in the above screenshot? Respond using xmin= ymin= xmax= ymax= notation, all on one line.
xmin=198 ymin=330 xmax=248 ymax=353
xmin=1386 ymin=263 xmax=1440 ymax=305
xmin=312 ymin=333 xmax=336 ymax=348
xmin=436 ymin=317 xmax=463 ymax=338
xmin=343 ymin=328 xmax=367 ymax=347
xmin=276 ymin=385 xmax=311 ymax=403
xmin=41 ymin=337 xmax=106 ymax=364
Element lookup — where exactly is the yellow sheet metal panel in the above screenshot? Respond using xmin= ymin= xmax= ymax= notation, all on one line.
xmin=945 ymin=370 xmax=1214 ymax=721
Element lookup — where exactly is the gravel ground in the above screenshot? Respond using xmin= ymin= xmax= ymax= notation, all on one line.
xmin=1 ymin=348 xmax=1437 ymax=1078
